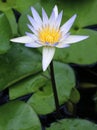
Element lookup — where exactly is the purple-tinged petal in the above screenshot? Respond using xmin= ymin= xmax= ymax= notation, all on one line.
xmin=42 ymin=8 xmax=49 ymax=26
xmin=27 ymin=24 xmax=38 ymax=35
xmin=55 ymin=11 xmax=63 ymax=28
xmin=26 ymin=32 xmax=38 ymax=40
xmin=49 ymin=8 xmax=56 ymax=27
xmin=59 ymin=32 xmax=70 ymax=42
xmin=31 ymin=7 xmax=42 ymax=24
xmin=60 ymin=14 xmax=77 ymax=34
xmin=27 ymin=15 xmax=41 ymax=30
xmin=25 ymin=42 xmax=42 ymax=48
xmin=56 ymin=43 xmax=70 ymax=48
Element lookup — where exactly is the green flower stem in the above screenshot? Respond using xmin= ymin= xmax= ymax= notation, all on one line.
xmin=50 ymin=60 xmax=61 ymax=117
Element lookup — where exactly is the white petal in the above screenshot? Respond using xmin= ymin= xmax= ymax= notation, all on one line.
xmin=60 ymin=14 xmax=77 ymax=34
xmin=62 ymin=35 xmax=89 ymax=44
xmin=55 ymin=11 xmax=63 ymax=28
xmin=27 ymin=15 xmax=37 ymax=27
xmin=49 ymin=8 xmax=56 ymax=27
xmin=49 ymin=5 xmax=59 ymax=27
xmin=56 ymin=43 xmax=70 ymax=48
xmin=25 ymin=43 xmax=42 ymax=48
xmin=42 ymin=47 xmax=55 ymax=71
xmin=42 ymin=8 xmax=49 ymax=26
xmin=10 ymin=36 xmax=33 ymax=44
xmin=27 ymin=15 xmax=40 ymax=30
xmin=27 ymin=24 xmax=38 ymax=35
xmin=53 ymin=5 xmax=58 ymax=18
xmin=59 ymin=32 xmax=70 ymax=42
xmin=26 ymin=32 xmax=38 ymax=40
xmin=31 ymin=7 xmax=42 ymax=24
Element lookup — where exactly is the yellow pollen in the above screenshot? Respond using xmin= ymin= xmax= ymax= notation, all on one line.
xmin=38 ymin=27 xmax=61 ymax=44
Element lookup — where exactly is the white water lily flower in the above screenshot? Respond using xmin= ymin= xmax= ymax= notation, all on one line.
xmin=10 ymin=5 xmax=89 ymax=71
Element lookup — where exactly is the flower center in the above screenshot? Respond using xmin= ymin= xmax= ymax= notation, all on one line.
xmin=38 ymin=27 xmax=61 ymax=44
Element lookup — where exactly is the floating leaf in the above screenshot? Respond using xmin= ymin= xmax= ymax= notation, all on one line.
xmin=70 ymin=88 xmax=80 ymax=104
xmin=0 ymin=101 xmax=41 ymax=130
xmin=0 ymin=1 xmax=17 ymax=36
xmin=0 ymin=44 xmax=41 ymax=91
xmin=0 ymin=13 xmax=12 ymax=54
xmin=27 ymin=61 xmax=75 ymax=114
xmin=9 ymin=74 xmax=48 ymax=100
xmin=14 ymin=0 xmax=41 ymax=13
xmin=46 ymin=119 xmax=97 ymax=130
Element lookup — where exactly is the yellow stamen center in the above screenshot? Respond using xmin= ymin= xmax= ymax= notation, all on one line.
xmin=38 ymin=27 xmax=61 ymax=44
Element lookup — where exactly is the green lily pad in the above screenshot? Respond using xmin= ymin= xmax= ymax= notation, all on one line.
xmin=9 ymin=74 xmax=48 ymax=100
xmin=0 ymin=1 xmax=17 ymax=36
xmin=46 ymin=119 xmax=97 ymax=130
xmin=14 ymin=0 xmax=41 ymax=13
xmin=70 ymin=88 xmax=80 ymax=104
xmin=0 ymin=101 xmax=41 ymax=130
xmin=27 ymin=61 xmax=75 ymax=115
xmin=0 ymin=44 xmax=41 ymax=91
xmin=0 ymin=13 xmax=12 ymax=54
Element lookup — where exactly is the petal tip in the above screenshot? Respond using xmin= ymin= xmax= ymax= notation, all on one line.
xmin=43 ymin=66 xmax=47 ymax=71
xmin=10 ymin=39 xmax=14 ymax=42
xmin=10 ymin=38 xmax=19 ymax=43
xmin=71 ymin=14 xmax=77 ymax=22
xmin=53 ymin=5 xmax=58 ymax=18
xmin=82 ymin=35 xmax=89 ymax=41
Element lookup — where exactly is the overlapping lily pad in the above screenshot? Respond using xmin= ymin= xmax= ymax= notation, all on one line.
xmin=9 ymin=61 xmax=75 ymax=114
xmin=0 ymin=0 xmax=17 ymax=36
xmin=0 ymin=44 xmax=41 ymax=91
xmin=46 ymin=119 xmax=97 ymax=130
xmin=9 ymin=74 xmax=48 ymax=100
xmin=27 ymin=61 xmax=75 ymax=114
xmin=0 ymin=101 xmax=41 ymax=130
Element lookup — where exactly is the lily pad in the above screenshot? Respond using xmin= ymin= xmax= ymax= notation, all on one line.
xmin=0 ymin=44 xmax=41 ymax=91
xmin=0 ymin=13 xmax=12 ymax=54
xmin=46 ymin=119 xmax=97 ymax=130
xmin=14 ymin=0 xmax=41 ymax=13
xmin=0 ymin=101 xmax=41 ymax=130
xmin=9 ymin=74 xmax=48 ymax=100
xmin=27 ymin=61 xmax=75 ymax=114
xmin=69 ymin=88 xmax=80 ymax=104
xmin=0 ymin=1 xmax=17 ymax=36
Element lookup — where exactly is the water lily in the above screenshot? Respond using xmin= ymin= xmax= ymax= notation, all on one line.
xmin=10 ymin=5 xmax=89 ymax=71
